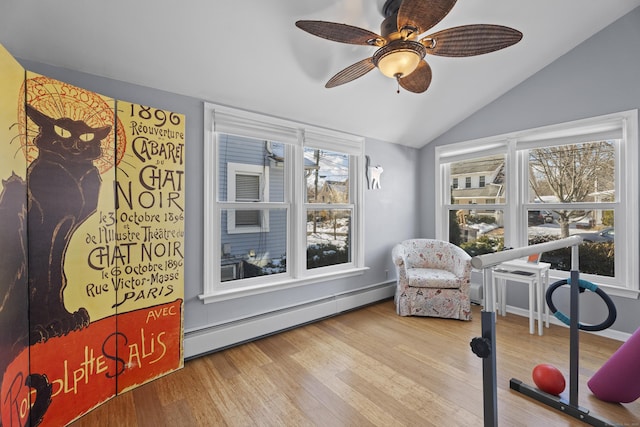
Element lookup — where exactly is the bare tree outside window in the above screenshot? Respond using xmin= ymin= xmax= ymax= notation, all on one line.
xmin=528 ymin=141 xmax=615 ymax=237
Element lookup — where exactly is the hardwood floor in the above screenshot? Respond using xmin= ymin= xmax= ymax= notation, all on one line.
xmin=71 ymin=300 xmax=640 ymax=426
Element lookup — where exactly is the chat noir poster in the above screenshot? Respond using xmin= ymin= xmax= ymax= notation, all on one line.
xmin=0 ymin=44 xmax=185 ymax=427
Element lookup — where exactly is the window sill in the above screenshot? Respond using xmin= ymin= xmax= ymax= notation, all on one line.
xmin=199 ymin=267 xmax=369 ymax=304
xmin=473 ymin=267 xmax=640 ymax=300
xmin=546 ymin=271 xmax=640 ymax=300
xmin=596 ymin=285 xmax=640 ymax=300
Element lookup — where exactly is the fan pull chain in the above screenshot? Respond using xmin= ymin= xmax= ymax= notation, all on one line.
xmin=395 ymin=74 xmax=401 ymax=94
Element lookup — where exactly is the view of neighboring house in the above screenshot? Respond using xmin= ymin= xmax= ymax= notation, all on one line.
xmin=315 ymin=180 xmax=348 ymax=204
xmin=451 ymin=155 xmax=505 ymax=231
xmin=451 ymin=155 xmax=505 ymax=206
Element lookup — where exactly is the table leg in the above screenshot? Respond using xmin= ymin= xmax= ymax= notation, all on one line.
xmin=537 ymin=275 xmax=543 ymax=336
xmin=500 ymin=279 xmax=507 ymax=316
xmin=528 ymin=279 xmax=535 ymax=335
xmin=544 ymin=271 xmax=550 ymax=328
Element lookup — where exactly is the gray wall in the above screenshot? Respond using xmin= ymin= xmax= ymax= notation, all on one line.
xmin=17 ymin=57 xmax=420 ymax=349
xmin=420 ymin=7 xmax=640 ymax=334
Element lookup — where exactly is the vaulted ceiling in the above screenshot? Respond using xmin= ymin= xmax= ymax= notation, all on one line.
xmin=1 ymin=0 xmax=639 ymax=148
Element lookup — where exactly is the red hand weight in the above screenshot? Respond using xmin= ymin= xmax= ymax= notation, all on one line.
xmin=532 ymin=364 xmax=566 ymax=395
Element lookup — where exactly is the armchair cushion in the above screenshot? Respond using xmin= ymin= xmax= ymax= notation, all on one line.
xmin=407 ymin=268 xmax=460 ymax=289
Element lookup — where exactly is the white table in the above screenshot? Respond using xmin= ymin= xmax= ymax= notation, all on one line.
xmin=492 ymin=260 xmax=551 ymax=335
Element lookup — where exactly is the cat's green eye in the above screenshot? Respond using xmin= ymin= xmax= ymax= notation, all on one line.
xmin=54 ymin=125 xmax=71 ymax=138
xmin=79 ymin=133 xmax=94 ymax=142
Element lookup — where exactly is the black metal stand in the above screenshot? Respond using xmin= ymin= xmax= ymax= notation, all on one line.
xmin=507 ymin=270 xmax=618 ymax=426
xmin=469 ymin=236 xmax=621 ymax=425
xmin=470 ymin=269 xmax=499 ymax=426
xmin=480 ymin=310 xmax=498 ymax=427
xmin=509 ymin=379 xmax=616 ymax=426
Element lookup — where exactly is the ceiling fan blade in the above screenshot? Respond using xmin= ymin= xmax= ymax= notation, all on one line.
xmin=295 ymin=20 xmax=383 ymax=46
xmin=399 ymin=61 xmax=432 ymax=93
xmin=325 ymin=58 xmax=376 ymax=88
xmin=424 ymin=24 xmax=523 ymax=57
xmin=397 ymin=0 xmax=457 ymax=34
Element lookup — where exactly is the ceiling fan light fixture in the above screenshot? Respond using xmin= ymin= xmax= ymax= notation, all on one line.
xmin=296 ymin=0 xmax=522 ymax=93
xmin=373 ymin=40 xmax=426 ymax=79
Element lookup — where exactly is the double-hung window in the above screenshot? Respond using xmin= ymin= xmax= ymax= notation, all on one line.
xmin=202 ymin=103 xmax=365 ymax=302
xmin=436 ymin=110 xmax=639 ymax=297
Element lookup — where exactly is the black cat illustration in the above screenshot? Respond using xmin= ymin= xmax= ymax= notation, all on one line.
xmin=0 ymin=104 xmax=111 ymax=426
xmin=26 ymin=104 xmax=110 ymax=343
xmin=0 ymin=172 xmax=50 ymax=427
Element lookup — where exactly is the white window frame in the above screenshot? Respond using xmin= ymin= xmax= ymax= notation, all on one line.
xmin=226 ymin=162 xmax=270 ymax=234
xmin=435 ymin=110 xmax=639 ymax=299
xmin=201 ymin=103 xmax=366 ymax=303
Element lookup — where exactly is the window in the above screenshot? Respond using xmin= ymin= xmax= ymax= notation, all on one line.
xmin=465 ymin=177 xmax=472 ymax=188
xmin=305 ymin=147 xmax=352 ymax=269
xmin=202 ymin=103 xmax=365 ymax=302
xmin=452 ymin=178 xmax=458 ymax=189
xmin=227 ymin=162 xmax=269 ymax=233
xmin=479 ymin=176 xmax=486 ymax=187
xmin=436 ymin=110 xmax=639 ymax=298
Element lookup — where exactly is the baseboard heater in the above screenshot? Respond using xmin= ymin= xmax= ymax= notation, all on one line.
xmin=184 ymin=282 xmax=395 ymax=359
xmin=470 ymin=281 xmax=483 ymax=304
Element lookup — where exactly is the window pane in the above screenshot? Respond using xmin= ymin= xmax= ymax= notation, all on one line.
xmin=220 ymin=208 xmax=287 ymax=281
xmin=305 ymin=148 xmax=349 ymax=203
xmin=528 ymin=208 xmax=614 ymax=277
xmin=527 ymin=208 xmax=612 ymax=236
xmin=236 ymin=174 xmax=260 ymax=201
xmin=235 ymin=209 xmax=260 ymax=226
xmin=307 ymin=209 xmax=351 ymax=269
xmin=528 ymin=140 xmax=616 ymax=203
xmin=219 ymin=134 xmax=285 ymax=203
xmin=450 ymin=155 xmax=506 ymax=205
xmin=450 ymin=209 xmax=504 ymax=256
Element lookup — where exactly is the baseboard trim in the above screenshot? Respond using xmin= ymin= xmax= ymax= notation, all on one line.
xmin=184 ymin=282 xmax=396 ymax=359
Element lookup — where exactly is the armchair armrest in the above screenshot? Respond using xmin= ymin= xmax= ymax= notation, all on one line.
xmin=391 ymin=244 xmax=408 ymax=285
xmin=449 ymin=246 xmax=472 ymax=278
xmin=392 ymin=243 xmax=406 ymax=267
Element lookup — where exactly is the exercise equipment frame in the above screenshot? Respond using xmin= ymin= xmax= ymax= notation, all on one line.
xmin=470 ymin=236 xmax=618 ymax=427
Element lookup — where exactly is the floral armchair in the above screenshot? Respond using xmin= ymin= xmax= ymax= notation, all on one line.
xmin=392 ymin=239 xmax=472 ymax=320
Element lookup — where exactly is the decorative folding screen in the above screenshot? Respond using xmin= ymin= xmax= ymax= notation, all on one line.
xmin=0 ymin=44 xmax=184 ymax=426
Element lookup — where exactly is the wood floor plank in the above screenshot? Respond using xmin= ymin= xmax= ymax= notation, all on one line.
xmin=132 ymin=384 xmax=169 ymax=427
xmin=158 ymin=399 xmax=198 ymax=427
xmin=258 ymin=337 xmax=374 ymax=426
xmin=69 ymin=300 xmax=640 ymax=426
xmin=198 ymin=357 xmax=261 ymax=426
xmin=70 ymin=392 xmax=137 ymax=426
xmin=314 ymin=317 xmax=482 ymax=425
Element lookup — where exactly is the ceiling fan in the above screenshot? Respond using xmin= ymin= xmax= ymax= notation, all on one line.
xmin=296 ymin=0 xmax=523 ymax=93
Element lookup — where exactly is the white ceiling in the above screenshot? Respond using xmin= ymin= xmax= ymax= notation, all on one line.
xmin=1 ymin=0 xmax=639 ymax=148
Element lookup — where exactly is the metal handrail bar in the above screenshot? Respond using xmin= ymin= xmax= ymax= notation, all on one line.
xmin=471 ymin=235 xmax=583 ymax=269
